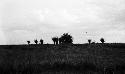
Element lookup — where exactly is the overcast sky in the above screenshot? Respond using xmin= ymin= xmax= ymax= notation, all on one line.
xmin=1 ymin=0 xmax=125 ymax=44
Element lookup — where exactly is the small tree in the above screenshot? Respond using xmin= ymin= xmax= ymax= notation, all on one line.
xmin=100 ymin=38 xmax=105 ymax=43
xmin=52 ymin=37 xmax=58 ymax=45
xmin=55 ymin=37 xmax=58 ymax=45
xmin=40 ymin=39 xmax=43 ymax=44
xmin=60 ymin=33 xmax=73 ymax=44
xmin=59 ymin=37 xmax=63 ymax=44
xmin=88 ymin=39 xmax=91 ymax=44
xmin=27 ymin=41 xmax=30 ymax=45
xmin=52 ymin=37 xmax=56 ymax=45
xmin=34 ymin=39 xmax=38 ymax=44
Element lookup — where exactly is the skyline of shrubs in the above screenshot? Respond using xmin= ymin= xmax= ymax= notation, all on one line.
xmin=27 ymin=33 xmax=105 ymax=44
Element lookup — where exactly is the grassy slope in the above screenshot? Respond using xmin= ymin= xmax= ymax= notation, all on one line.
xmin=0 ymin=43 xmax=124 ymax=73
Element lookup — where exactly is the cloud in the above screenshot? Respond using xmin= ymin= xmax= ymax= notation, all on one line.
xmin=1 ymin=0 xmax=125 ymax=44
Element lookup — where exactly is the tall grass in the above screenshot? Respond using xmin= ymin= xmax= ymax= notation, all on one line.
xmin=0 ymin=44 xmax=124 ymax=74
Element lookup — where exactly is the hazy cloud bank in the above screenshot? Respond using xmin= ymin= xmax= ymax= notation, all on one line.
xmin=1 ymin=0 xmax=125 ymax=44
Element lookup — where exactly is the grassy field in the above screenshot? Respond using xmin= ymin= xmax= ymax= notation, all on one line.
xmin=0 ymin=43 xmax=124 ymax=74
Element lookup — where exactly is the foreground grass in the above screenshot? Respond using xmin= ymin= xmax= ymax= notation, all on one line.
xmin=0 ymin=44 xmax=124 ymax=74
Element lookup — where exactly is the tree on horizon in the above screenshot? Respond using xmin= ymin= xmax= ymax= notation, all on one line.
xmin=34 ymin=39 xmax=38 ymax=44
xmin=27 ymin=41 xmax=30 ymax=45
xmin=60 ymin=33 xmax=73 ymax=44
xmin=100 ymin=38 xmax=105 ymax=43
xmin=40 ymin=39 xmax=43 ymax=44
xmin=88 ymin=39 xmax=91 ymax=44
xmin=59 ymin=37 xmax=63 ymax=44
xmin=52 ymin=37 xmax=58 ymax=45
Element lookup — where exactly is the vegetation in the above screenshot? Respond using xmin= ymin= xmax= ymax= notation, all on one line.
xmin=59 ymin=37 xmax=63 ymax=44
xmin=60 ymin=33 xmax=73 ymax=44
xmin=3 ymin=32 xmax=124 ymax=74
xmin=34 ymin=39 xmax=38 ymax=44
xmin=52 ymin=37 xmax=58 ymax=45
xmin=0 ymin=43 xmax=124 ymax=74
xmin=88 ymin=39 xmax=91 ymax=44
xmin=40 ymin=39 xmax=43 ymax=44
xmin=52 ymin=33 xmax=73 ymax=45
xmin=27 ymin=41 xmax=30 ymax=45
xmin=100 ymin=38 xmax=105 ymax=43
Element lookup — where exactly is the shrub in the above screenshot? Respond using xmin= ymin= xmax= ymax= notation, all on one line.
xmin=59 ymin=33 xmax=73 ymax=44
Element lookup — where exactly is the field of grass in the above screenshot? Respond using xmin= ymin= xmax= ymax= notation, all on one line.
xmin=0 ymin=43 xmax=124 ymax=74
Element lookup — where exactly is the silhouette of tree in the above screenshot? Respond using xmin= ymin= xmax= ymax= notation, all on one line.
xmin=34 ymin=39 xmax=38 ymax=44
xmin=40 ymin=39 xmax=43 ymax=44
xmin=59 ymin=37 xmax=63 ymax=44
xmin=60 ymin=33 xmax=73 ymax=44
xmin=52 ymin=37 xmax=56 ymax=45
xmin=55 ymin=37 xmax=58 ymax=45
xmin=27 ymin=41 xmax=30 ymax=45
xmin=88 ymin=39 xmax=91 ymax=44
xmin=52 ymin=37 xmax=58 ymax=45
xmin=100 ymin=38 xmax=105 ymax=43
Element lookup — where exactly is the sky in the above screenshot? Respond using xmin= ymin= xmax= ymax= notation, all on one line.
xmin=1 ymin=0 xmax=125 ymax=44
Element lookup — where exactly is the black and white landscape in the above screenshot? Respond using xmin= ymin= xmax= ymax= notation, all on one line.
xmin=1 ymin=0 xmax=125 ymax=74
